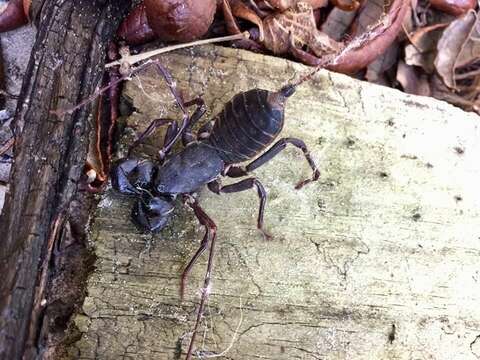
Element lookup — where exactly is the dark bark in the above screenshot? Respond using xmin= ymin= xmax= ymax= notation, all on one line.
xmin=0 ymin=1 xmax=131 ymax=359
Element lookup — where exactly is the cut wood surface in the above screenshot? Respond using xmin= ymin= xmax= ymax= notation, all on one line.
xmin=70 ymin=45 xmax=480 ymax=359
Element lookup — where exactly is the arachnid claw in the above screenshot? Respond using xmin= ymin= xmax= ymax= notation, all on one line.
xmin=132 ymin=194 xmax=174 ymax=232
xmin=111 ymin=158 xmax=155 ymax=195
xmin=295 ymin=169 xmax=320 ymax=189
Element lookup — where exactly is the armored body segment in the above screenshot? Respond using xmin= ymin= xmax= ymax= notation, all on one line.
xmin=208 ymin=89 xmax=285 ymax=164
xmin=154 ymin=142 xmax=224 ymax=194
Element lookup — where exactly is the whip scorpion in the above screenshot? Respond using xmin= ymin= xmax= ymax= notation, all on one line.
xmin=112 ymin=60 xmax=322 ymax=359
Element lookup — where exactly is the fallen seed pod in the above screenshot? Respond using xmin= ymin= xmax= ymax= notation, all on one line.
xmin=0 ymin=0 xmax=29 ymax=33
xmin=145 ymin=0 xmax=216 ymax=42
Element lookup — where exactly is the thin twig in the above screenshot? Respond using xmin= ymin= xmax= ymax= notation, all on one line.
xmin=105 ymin=32 xmax=251 ymax=69
xmin=456 ymin=68 xmax=480 ymax=80
xmin=289 ymin=3 xmax=405 ymax=89
xmin=51 ymin=33 xmax=250 ymax=119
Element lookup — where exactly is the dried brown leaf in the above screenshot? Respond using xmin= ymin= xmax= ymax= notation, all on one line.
xmin=430 ymin=0 xmax=477 ymax=17
xmin=431 ymin=74 xmax=480 ymax=113
xmin=222 ymin=0 xmax=266 ymax=50
xmin=434 ymin=10 xmax=478 ymax=88
xmin=401 ymin=0 xmax=417 ymax=33
xmin=117 ymin=3 xmax=156 ymax=45
xmin=23 ymin=0 xmax=31 ymax=16
xmin=231 ymin=0 xmax=265 ymax=40
xmin=329 ymin=0 xmax=411 ymax=73
xmin=223 ymin=0 xmax=243 ymax=34
xmin=396 ymin=60 xmax=431 ymax=95
xmin=262 ymin=2 xmax=342 ymax=56
xmin=456 ymin=17 xmax=480 ymax=68
xmin=321 ymin=7 xmax=357 ymax=40
xmin=366 ymin=41 xmax=399 ymax=82
xmin=404 ymin=23 xmax=447 ymax=73
xmin=330 ymin=0 xmax=361 ymax=11
xmin=353 ymin=0 xmax=402 ymax=77
xmin=257 ymin=0 xmax=328 ymax=11
xmin=351 ymin=0 xmax=386 ymax=36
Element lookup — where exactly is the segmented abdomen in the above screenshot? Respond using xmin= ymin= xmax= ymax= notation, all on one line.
xmin=207 ymin=89 xmax=284 ymax=164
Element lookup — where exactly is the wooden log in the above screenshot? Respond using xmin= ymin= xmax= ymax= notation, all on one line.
xmin=70 ymin=45 xmax=480 ymax=359
xmin=0 ymin=1 xmax=131 ymax=358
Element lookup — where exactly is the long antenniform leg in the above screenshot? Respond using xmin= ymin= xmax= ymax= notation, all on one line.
xmin=152 ymin=62 xmax=206 ymax=154
xmin=181 ymin=97 xmax=207 ymax=146
xmin=226 ymin=137 xmax=320 ymax=189
xmin=128 ymin=62 xmax=207 ymax=159
xmin=182 ymin=197 xmax=217 ymax=360
xmin=208 ymin=177 xmax=271 ymax=239
xmin=127 ymin=118 xmax=178 ymax=158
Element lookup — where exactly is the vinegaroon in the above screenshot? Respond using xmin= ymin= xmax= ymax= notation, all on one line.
xmin=111 ymin=62 xmax=321 ymax=359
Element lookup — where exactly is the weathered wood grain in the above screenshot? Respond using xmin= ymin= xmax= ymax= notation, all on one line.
xmin=70 ymin=45 xmax=480 ymax=359
xmin=0 ymin=1 xmax=132 ymax=358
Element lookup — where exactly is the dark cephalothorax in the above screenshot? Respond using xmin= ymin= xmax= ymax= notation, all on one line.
xmin=111 ymin=63 xmax=319 ymax=360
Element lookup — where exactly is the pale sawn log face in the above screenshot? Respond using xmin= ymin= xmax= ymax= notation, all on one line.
xmin=70 ymin=46 xmax=480 ymax=359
